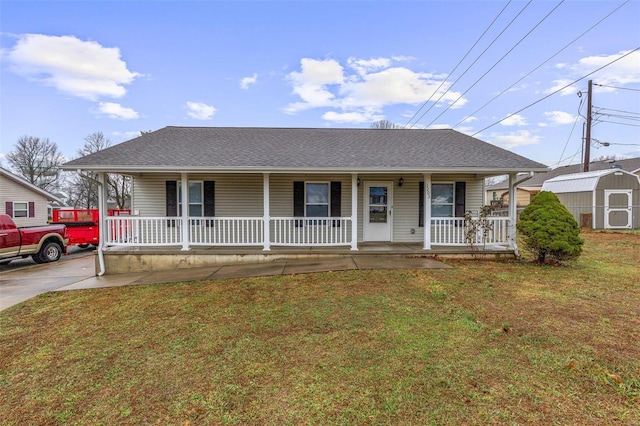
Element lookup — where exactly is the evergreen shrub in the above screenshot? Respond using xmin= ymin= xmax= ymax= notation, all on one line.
xmin=517 ymin=191 xmax=583 ymax=264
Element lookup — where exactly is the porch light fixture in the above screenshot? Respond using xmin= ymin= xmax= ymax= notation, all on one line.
xmin=357 ymin=177 xmax=361 ymax=186
xmin=398 ymin=177 xmax=404 ymax=187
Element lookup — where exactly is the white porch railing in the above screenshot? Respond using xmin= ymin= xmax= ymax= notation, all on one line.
xmin=105 ymin=217 xmax=183 ymax=246
xmin=431 ymin=217 xmax=510 ymax=246
xmin=271 ymin=217 xmax=352 ymax=246
xmin=189 ymin=217 xmax=263 ymax=246
xmin=104 ymin=216 xmax=509 ymax=248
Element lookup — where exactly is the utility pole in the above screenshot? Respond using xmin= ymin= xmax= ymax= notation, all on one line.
xmin=583 ymin=79 xmax=593 ymax=172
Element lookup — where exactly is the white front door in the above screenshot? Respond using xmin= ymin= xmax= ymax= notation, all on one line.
xmin=363 ymin=181 xmax=393 ymax=241
xmin=604 ymin=190 xmax=632 ymax=229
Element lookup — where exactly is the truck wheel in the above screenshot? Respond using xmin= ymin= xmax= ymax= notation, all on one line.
xmin=34 ymin=242 xmax=63 ymax=263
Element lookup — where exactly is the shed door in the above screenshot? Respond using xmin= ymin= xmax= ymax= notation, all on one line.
xmin=604 ymin=190 xmax=632 ymax=229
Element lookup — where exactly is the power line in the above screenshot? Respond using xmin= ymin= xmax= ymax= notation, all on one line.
xmin=593 ymin=83 xmax=640 ymax=92
xmin=595 ymin=120 xmax=640 ymax=128
xmin=452 ymin=0 xmax=629 ymax=129
xmin=593 ymin=106 xmax=640 ymax=116
xmin=402 ymin=1 xmax=513 ymax=128
xmin=471 ymin=47 xmax=640 ymax=136
xmin=425 ymin=0 xmax=565 ymax=128
xmin=405 ymin=0 xmax=533 ymax=128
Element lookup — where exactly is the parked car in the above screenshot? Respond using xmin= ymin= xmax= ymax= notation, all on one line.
xmin=0 ymin=214 xmax=68 ymax=264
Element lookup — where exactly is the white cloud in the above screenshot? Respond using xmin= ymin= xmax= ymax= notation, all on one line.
xmin=501 ymin=114 xmax=528 ymax=126
xmin=322 ymin=110 xmax=384 ymax=123
xmin=548 ymin=50 xmax=640 ymax=95
xmin=284 ymin=56 xmax=467 ymax=122
xmin=545 ymin=79 xmax=577 ymax=96
xmin=544 ymin=110 xmax=576 ymax=125
xmin=347 ymin=57 xmax=392 ymax=76
xmin=427 ymin=124 xmax=451 ymax=130
xmin=186 ymin=101 xmax=216 ymax=120
xmin=113 ymin=131 xmax=143 ymax=139
xmin=96 ymin=103 xmax=139 ymax=120
xmin=240 ymin=73 xmax=258 ymax=90
xmin=5 ymin=34 xmax=141 ymax=100
xmin=574 ymin=50 xmax=640 ymax=87
xmin=489 ymin=130 xmax=541 ymax=148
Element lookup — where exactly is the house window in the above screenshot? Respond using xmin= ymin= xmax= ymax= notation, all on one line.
xmin=13 ymin=202 xmax=29 ymax=218
xmin=178 ymin=181 xmax=203 ymax=216
xmin=492 ymin=191 xmax=497 ymax=200
xmin=306 ymin=182 xmax=329 ymax=217
xmin=431 ymin=183 xmax=454 ymax=217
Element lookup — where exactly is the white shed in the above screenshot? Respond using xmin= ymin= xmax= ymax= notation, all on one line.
xmin=541 ymin=168 xmax=640 ymax=229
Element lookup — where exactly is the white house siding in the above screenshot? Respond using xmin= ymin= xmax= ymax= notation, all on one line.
xmin=132 ymin=173 xmax=484 ymax=243
xmin=356 ymin=174 xmax=483 ymax=243
xmin=269 ymin=174 xmax=353 ymax=218
xmin=0 ymin=176 xmax=50 ymax=227
xmin=132 ymin=173 xmax=264 ymax=217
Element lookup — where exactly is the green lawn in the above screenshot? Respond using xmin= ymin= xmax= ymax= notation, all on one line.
xmin=1 ymin=231 xmax=639 ymax=425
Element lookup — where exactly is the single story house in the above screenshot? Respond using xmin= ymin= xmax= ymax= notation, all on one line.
xmin=62 ymin=127 xmax=548 ymax=275
xmin=541 ymin=168 xmax=640 ymax=229
xmin=0 ymin=167 xmax=64 ymax=227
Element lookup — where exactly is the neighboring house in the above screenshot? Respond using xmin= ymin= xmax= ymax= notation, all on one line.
xmin=0 ymin=167 xmax=64 ymax=227
xmin=62 ymin=127 xmax=547 ymax=274
xmin=542 ymin=169 xmax=640 ymax=230
xmin=485 ymin=174 xmax=536 ymax=207
xmin=485 ymin=157 xmax=640 ymax=207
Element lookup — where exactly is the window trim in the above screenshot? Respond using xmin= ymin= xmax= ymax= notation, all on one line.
xmin=305 ymin=181 xmax=330 ymax=217
xmin=13 ymin=201 xmax=29 ymax=218
xmin=431 ymin=182 xmax=455 ymax=218
xmin=177 ymin=180 xmax=204 ymax=217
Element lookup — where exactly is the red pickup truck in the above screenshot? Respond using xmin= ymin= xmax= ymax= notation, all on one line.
xmin=0 ymin=214 xmax=68 ymax=264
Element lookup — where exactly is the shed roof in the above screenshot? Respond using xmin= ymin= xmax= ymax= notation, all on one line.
xmin=63 ymin=127 xmax=548 ymax=174
xmin=541 ymin=169 xmax=639 ymax=193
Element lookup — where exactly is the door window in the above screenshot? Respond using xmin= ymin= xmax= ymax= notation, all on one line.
xmin=369 ymin=186 xmax=388 ymax=223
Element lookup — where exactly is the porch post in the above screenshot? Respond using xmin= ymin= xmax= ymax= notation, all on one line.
xmin=351 ymin=173 xmax=358 ymax=251
xmin=263 ymin=173 xmax=271 ymax=251
xmin=507 ymin=173 xmax=519 ymax=254
xmin=423 ymin=173 xmax=432 ymax=250
xmin=180 ymin=173 xmax=189 ymax=251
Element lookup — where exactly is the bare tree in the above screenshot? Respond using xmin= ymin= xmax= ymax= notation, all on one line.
xmin=370 ymin=119 xmax=402 ymax=129
xmin=6 ymin=136 xmax=64 ymax=192
xmin=65 ymin=132 xmax=131 ymax=209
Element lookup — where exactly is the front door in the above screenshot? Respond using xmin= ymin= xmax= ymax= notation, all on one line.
xmin=363 ymin=181 xmax=393 ymax=241
xmin=604 ymin=190 xmax=632 ymax=229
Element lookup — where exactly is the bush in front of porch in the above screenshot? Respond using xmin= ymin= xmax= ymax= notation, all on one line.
xmin=517 ymin=191 xmax=584 ymax=264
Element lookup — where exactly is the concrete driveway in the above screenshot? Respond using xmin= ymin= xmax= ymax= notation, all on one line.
xmin=1 ymin=253 xmax=451 ymax=311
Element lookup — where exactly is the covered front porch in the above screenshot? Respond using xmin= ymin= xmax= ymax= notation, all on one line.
xmin=91 ymin=171 xmax=522 ymax=274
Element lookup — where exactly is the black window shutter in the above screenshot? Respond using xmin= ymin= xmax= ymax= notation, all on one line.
xmin=331 ymin=181 xmax=341 ymax=227
xmin=455 ymin=181 xmax=466 ymax=218
xmin=418 ymin=181 xmax=424 ymax=227
xmin=166 ymin=181 xmax=177 ymax=217
xmin=293 ymin=181 xmax=304 ymax=227
xmin=5 ymin=201 xmax=13 ymax=217
xmin=204 ymin=181 xmax=215 ymax=217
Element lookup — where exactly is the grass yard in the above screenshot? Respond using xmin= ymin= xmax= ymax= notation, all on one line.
xmin=1 ymin=231 xmax=639 ymax=425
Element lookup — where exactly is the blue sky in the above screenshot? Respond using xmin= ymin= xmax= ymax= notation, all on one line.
xmin=1 ymin=0 xmax=639 ymax=170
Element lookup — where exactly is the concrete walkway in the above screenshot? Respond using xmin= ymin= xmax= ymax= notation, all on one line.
xmin=0 ymin=254 xmax=450 ymax=311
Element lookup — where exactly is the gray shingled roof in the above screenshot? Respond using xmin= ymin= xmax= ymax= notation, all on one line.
xmin=486 ymin=157 xmax=640 ymax=190
xmin=63 ymin=126 xmax=548 ymax=173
